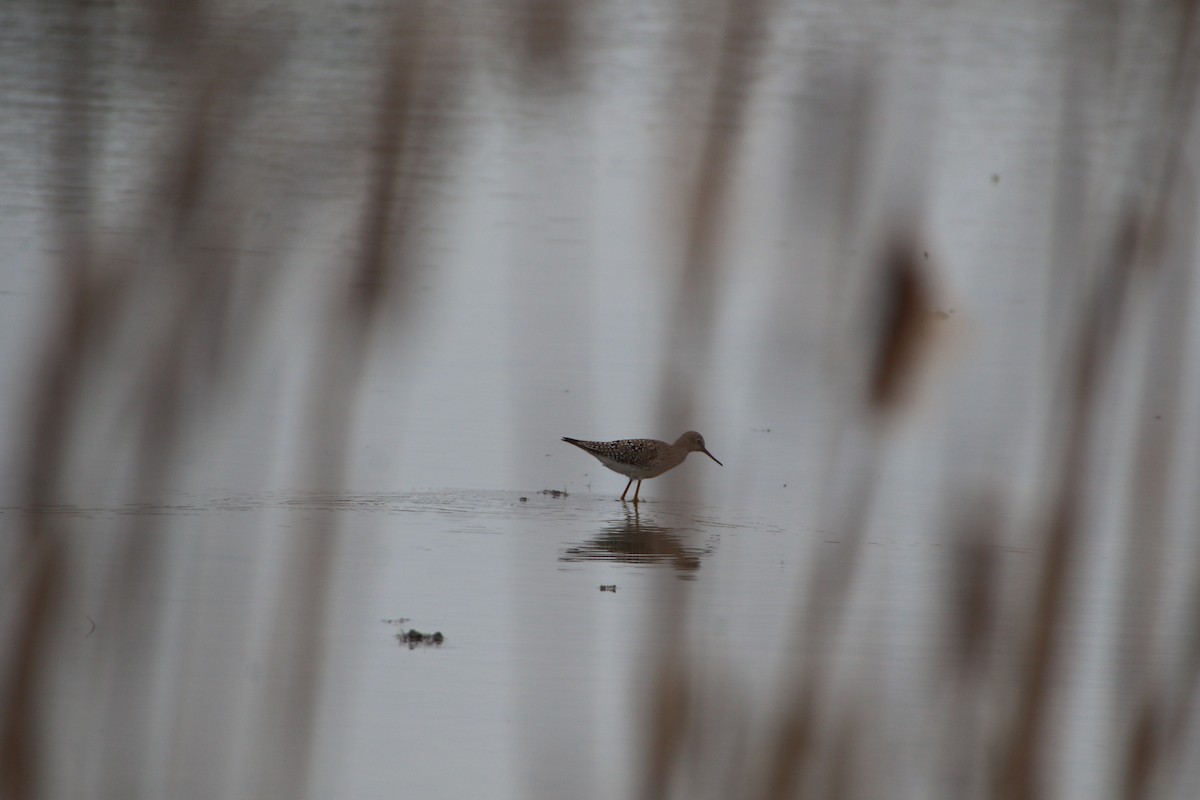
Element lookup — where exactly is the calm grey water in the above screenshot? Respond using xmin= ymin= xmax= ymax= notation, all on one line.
xmin=4 ymin=1 xmax=1199 ymax=798
xmin=22 ymin=490 xmax=797 ymax=798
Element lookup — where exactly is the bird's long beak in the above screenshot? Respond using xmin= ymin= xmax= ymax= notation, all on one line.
xmin=702 ymin=448 xmax=723 ymax=466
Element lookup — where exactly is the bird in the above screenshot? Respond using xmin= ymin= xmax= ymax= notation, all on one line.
xmin=561 ymin=431 xmax=723 ymax=502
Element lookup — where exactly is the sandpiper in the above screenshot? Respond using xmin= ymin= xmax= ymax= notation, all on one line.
xmin=561 ymin=431 xmax=723 ymax=502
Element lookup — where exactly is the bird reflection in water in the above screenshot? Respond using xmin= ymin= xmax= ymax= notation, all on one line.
xmin=559 ymin=505 xmax=712 ymax=576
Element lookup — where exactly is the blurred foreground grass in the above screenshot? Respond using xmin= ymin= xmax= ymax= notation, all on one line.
xmin=4 ymin=2 xmax=1200 ymax=799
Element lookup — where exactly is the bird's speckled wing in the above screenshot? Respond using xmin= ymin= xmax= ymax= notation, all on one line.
xmin=563 ymin=437 xmax=665 ymax=468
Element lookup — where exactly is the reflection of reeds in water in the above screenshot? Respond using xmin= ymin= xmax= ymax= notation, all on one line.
xmin=5 ymin=1 xmax=1200 ymax=799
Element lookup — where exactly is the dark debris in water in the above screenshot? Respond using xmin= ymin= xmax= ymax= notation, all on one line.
xmin=399 ymin=629 xmax=445 ymax=648
xmin=384 ymin=618 xmax=444 ymax=649
xmin=599 ymin=584 xmax=617 ymax=592
xmin=539 ymin=489 xmax=569 ymax=497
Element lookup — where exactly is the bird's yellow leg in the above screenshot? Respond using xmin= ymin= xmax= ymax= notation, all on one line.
xmin=633 ymin=480 xmax=642 ymax=503
xmin=621 ymin=478 xmax=633 ymax=501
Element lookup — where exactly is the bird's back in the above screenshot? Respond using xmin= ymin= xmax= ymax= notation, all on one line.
xmin=561 ymin=436 xmax=673 ymax=478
